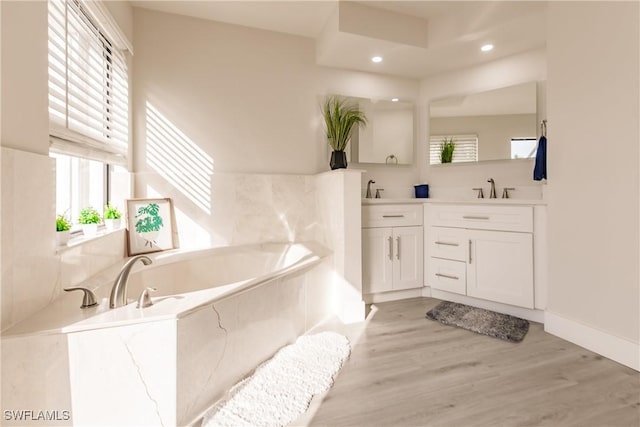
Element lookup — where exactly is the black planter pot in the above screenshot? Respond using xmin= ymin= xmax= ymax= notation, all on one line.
xmin=330 ymin=150 xmax=348 ymax=170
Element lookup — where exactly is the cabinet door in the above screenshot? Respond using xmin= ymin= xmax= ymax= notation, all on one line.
xmin=362 ymin=227 xmax=394 ymax=294
xmin=467 ymin=229 xmax=534 ymax=308
xmin=392 ymin=226 xmax=424 ymax=290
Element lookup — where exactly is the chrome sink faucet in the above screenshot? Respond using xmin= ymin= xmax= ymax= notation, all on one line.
xmin=110 ymin=255 xmax=152 ymax=308
xmin=487 ymin=178 xmax=497 ymax=199
xmin=366 ymin=179 xmax=376 ymax=198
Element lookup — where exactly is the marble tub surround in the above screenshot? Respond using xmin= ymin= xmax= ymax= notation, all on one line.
xmin=136 ymin=171 xmax=317 ymax=248
xmin=1 ymin=147 xmax=128 ymax=331
xmin=2 ymin=242 xmax=334 ymax=426
xmin=2 ymin=242 xmax=329 ymax=338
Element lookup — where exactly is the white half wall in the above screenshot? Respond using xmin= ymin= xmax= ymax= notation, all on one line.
xmin=315 ymin=170 xmax=364 ymax=323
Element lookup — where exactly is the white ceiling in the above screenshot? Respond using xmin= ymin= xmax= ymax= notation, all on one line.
xmin=131 ymin=1 xmax=547 ymax=79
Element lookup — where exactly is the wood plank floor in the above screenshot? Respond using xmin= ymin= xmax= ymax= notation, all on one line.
xmin=300 ymin=297 xmax=640 ymax=427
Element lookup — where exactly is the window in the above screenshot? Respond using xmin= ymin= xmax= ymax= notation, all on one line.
xmin=48 ymin=0 xmax=129 ymax=163
xmin=52 ymin=153 xmax=106 ymax=228
xmin=429 ymin=135 xmax=479 ymax=165
xmin=511 ymin=137 xmax=538 ymax=159
xmin=48 ymin=0 xmax=129 ymax=228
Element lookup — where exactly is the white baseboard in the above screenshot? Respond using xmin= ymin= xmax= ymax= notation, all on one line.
xmin=430 ymin=289 xmax=545 ymax=323
xmin=364 ymin=288 xmax=424 ymax=304
xmin=544 ymin=311 xmax=639 ymax=371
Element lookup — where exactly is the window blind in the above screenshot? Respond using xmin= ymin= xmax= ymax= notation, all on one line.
xmin=48 ymin=0 xmax=129 ymax=165
xmin=429 ymin=135 xmax=478 ymax=165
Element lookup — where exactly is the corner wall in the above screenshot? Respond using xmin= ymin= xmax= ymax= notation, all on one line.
xmin=546 ymin=1 xmax=639 ymax=369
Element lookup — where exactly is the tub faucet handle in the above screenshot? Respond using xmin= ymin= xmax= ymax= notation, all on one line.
xmin=137 ymin=287 xmax=157 ymax=309
xmin=64 ymin=287 xmax=98 ymax=309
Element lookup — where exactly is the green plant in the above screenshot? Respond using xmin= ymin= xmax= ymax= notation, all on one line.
xmin=135 ymin=203 xmax=163 ymax=233
xmin=104 ymin=203 xmax=122 ymax=220
xmin=322 ymin=95 xmax=367 ymax=151
xmin=78 ymin=207 xmax=101 ymax=225
xmin=56 ymin=214 xmax=71 ymax=232
xmin=440 ymin=137 xmax=456 ymax=163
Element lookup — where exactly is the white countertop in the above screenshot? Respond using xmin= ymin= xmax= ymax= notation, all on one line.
xmin=362 ymin=198 xmax=547 ymax=206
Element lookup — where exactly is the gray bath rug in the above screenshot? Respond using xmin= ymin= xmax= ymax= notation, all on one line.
xmin=201 ymin=331 xmax=350 ymax=427
xmin=426 ymin=301 xmax=529 ymax=343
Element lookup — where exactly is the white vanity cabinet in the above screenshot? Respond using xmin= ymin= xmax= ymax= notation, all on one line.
xmin=362 ymin=204 xmax=423 ymax=295
xmin=427 ymin=204 xmax=534 ymax=309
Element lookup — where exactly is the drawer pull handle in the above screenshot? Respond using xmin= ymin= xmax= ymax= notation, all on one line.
xmin=469 ymin=240 xmax=473 ymax=264
xmin=463 ymin=215 xmax=490 ymax=220
xmin=435 ymin=241 xmax=459 ymax=247
xmin=435 ymin=273 xmax=459 ymax=280
xmin=388 ymin=236 xmax=393 ymax=261
xmin=382 ymin=215 xmax=405 ymax=218
xmin=395 ymin=237 xmax=400 ymax=260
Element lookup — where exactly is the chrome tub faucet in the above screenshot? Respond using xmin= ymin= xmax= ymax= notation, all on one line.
xmin=110 ymin=255 xmax=152 ymax=308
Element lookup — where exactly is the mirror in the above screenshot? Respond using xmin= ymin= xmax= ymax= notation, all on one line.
xmin=347 ymin=97 xmax=415 ymax=165
xmin=429 ymin=82 xmax=538 ymax=165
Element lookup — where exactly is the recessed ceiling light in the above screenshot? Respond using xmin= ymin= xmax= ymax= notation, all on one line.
xmin=391 ymin=98 xmax=399 ymax=102
xmin=371 ymin=56 xmax=383 ymax=63
xmin=481 ymin=44 xmax=494 ymax=52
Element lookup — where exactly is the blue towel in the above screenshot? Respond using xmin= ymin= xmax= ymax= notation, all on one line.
xmin=533 ymin=135 xmax=547 ymax=181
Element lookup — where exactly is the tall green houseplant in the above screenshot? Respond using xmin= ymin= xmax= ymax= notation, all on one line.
xmin=322 ymin=96 xmax=367 ymax=169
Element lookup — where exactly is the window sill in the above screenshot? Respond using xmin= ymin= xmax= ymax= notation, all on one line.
xmin=56 ymin=226 xmax=126 ymax=255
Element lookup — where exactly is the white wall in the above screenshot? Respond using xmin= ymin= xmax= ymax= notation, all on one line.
xmin=419 ymin=49 xmax=547 ymax=199
xmin=1 ymin=0 xmax=49 ymax=155
xmin=132 ymin=7 xmax=418 ymax=177
xmin=546 ymin=1 xmax=639 ymax=350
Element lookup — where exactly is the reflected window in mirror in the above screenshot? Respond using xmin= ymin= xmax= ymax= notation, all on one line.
xmin=429 ymin=135 xmax=478 ymax=165
xmin=510 ymin=137 xmax=537 ymax=159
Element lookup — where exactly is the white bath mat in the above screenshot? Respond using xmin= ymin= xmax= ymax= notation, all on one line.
xmin=201 ymin=331 xmax=350 ymax=427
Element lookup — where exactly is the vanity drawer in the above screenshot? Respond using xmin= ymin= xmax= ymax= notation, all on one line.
xmin=362 ymin=204 xmax=423 ymax=228
xmin=429 ymin=258 xmax=466 ymax=295
xmin=429 ymin=226 xmax=467 ymax=262
xmin=428 ymin=204 xmax=533 ymax=233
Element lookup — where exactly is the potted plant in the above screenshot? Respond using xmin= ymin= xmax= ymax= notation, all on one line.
xmin=440 ymin=137 xmax=455 ymax=163
xmin=104 ymin=203 xmax=122 ymax=231
xmin=322 ymin=95 xmax=367 ymax=170
xmin=55 ymin=214 xmax=72 ymax=246
xmin=78 ymin=206 xmax=101 ymax=236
